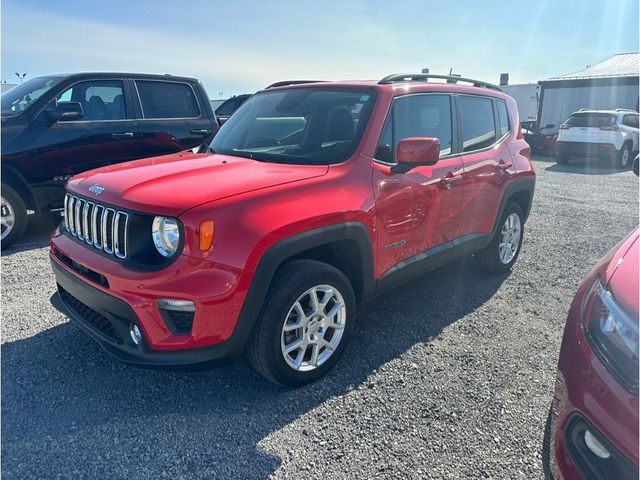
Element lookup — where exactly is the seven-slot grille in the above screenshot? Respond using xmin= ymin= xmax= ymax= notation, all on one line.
xmin=63 ymin=193 xmax=129 ymax=259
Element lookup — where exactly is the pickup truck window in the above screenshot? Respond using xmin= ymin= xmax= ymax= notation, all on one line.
xmin=1 ymin=75 xmax=64 ymax=117
xmin=210 ymin=88 xmax=376 ymax=165
xmin=136 ymin=80 xmax=200 ymax=119
xmin=56 ymin=80 xmax=126 ymax=121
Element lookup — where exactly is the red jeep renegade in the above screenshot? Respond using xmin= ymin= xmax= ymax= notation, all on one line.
xmin=49 ymin=74 xmax=535 ymax=386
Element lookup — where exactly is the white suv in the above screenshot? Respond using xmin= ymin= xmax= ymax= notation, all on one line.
xmin=555 ymin=109 xmax=639 ymax=168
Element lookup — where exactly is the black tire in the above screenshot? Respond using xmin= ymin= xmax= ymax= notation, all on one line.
xmin=618 ymin=143 xmax=632 ymax=169
xmin=541 ymin=406 xmax=554 ymax=480
xmin=247 ymin=259 xmax=356 ymax=387
xmin=478 ymin=201 xmax=525 ymax=274
xmin=1 ymin=182 xmax=28 ymax=250
xmin=556 ymin=153 xmax=569 ymax=165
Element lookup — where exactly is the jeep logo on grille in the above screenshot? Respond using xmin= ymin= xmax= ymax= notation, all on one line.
xmin=88 ymin=184 xmax=105 ymax=195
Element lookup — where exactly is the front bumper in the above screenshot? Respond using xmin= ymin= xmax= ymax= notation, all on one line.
xmin=49 ymin=228 xmax=254 ymax=368
xmin=548 ymin=279 xmax=639 ymax=479
xmin=556 ymin=141 xmax=618 ymax=159
xmin=51 ymin=257 xmax=241 ymax=368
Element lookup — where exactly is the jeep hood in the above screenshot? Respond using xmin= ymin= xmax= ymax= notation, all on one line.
xmin=66 ymin=152 xmax=328 ymax=216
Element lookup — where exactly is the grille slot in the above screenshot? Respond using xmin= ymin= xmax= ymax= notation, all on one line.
xmin=64 ymin=193 xmax=129 ymax=259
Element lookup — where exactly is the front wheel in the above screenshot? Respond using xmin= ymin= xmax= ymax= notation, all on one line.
xmin=247 ymin=260 xmax=355 ymax=386
xmin=478 ymin=201 xmax=525 ymax=273
xmin=1 ymin=183 xmax=28 ymax=250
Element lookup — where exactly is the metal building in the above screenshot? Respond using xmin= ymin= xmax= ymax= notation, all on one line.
xmin=537 ymin=52 xmax=639 ymax=133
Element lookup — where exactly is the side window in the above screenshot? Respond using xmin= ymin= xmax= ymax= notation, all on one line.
xmin=459 ymin=96 xmax=497 ymax=152
xmin=216 ymin=97 xmax=239 ymax=116
xmin=393 ymin=94 xmax=453 ymax=157
xmin=56 ymin=80 xmax=126 ymax=121
xmin=136 ymin=81 xmax=200 ymax=119
xmin=623 ymin=114 xmax=639 ymax=128
xmin=496 ymin=100 xmax=510 ymax=136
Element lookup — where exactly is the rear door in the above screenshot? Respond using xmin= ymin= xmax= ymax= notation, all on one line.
xmin=456 ymin=95 xmax=514 ymax=236
xmin=133 ymin=79 xmax=214 ymax=157
xmin=32 ymin=78 xmax=139 ymax=207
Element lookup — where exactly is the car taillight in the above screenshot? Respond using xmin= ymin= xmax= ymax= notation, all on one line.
xmin=582 ymin=278 xmax=639 ymax=392
xmin=560 ymin=124 xmax=571 ymax=129
xmin=598 ymin=125 xmax=618 ymax=131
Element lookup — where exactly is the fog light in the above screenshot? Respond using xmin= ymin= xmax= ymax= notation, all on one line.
xmin=584 ymin=430 xmax=610 ymax=459
xmin=130 ymin=324 xmax=142 ymax=345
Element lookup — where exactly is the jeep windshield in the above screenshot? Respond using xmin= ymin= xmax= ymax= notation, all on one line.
xmin=1 ymin=75 xmax=64 ymax=117
xmin=209 ymin=87 xmax=376 ymax=164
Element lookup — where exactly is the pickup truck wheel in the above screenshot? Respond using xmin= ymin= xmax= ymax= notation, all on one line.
xmin=1 ymin=183 xmax=28 ymax=250
xmin=618 ymin=143 xmax=632 ymax=169
xmin=556 ymin=154 xmax=569 ymax=165
xmin=478 ymin=202 xmax=524 ymax=274
xmin=247 ymin=260 xmax=355 ymax=386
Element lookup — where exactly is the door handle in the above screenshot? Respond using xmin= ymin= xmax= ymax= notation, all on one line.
xmin=190 ymin=129 xmax=209 ymax=136
xmin=111 ymin=132 xmax=134 ymax=140
xmin=441 ymin=172 xmax=463 ymax=189
xmin=497 ymin=160 xmax=513 ymax=171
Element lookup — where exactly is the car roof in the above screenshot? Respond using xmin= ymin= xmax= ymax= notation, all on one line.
xmin=261 ymin=79 xmax=506 ymax=98
xmin=571 ymin=109 xmax=637 ymax=115
xmin=45 ymin=72 xmax=200 ymax=83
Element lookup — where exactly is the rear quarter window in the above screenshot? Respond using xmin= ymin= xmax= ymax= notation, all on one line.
xmin=136 ymin=81 xmax=200 ymax=119
xmin=496 ymin=100 xmax=510 ymax=136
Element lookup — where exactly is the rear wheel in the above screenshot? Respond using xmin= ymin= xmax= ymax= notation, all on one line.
xmin=478 ymin=201 xmax=525 ymax=273
xmin=247 ymin=260 xmax=355 ymax=386
xmin=618 ymin=143 xmax=632 ymax=169
xmin=556 ymin=153 xmax=569 ymax=165
xmin=1 ymin=183 xmax=28 ymax=250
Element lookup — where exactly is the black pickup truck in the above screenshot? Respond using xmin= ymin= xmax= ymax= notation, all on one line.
xmin=1 ymin=72 xmax=218 ymax=248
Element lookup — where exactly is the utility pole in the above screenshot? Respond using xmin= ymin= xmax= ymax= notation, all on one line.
xmin=14 ymin=72 xmax=27 ymax=83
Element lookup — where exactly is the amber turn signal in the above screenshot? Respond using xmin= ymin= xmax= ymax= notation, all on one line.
xmin=199 ymin=219 xmax=214 ymax=251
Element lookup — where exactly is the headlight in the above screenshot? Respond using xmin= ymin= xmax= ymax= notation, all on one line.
xmin=583 ymin=278 xmax=638 ymax=392
xmin=151 ymin=216 xmax=181 ymax=257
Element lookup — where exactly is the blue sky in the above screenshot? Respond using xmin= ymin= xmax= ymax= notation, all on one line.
xmin=2 ymin=0 xmax=638 ymax=97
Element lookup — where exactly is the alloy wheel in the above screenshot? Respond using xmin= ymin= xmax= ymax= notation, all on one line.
xmin=280 ymin=284 xmax=346 ymax=371
xmin=1 ymin=196 xmax=16 ymax=241
xmin=499 ymin=213 xmax=521 ymax=264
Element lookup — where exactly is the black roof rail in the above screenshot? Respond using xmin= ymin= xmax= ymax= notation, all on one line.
xmin=266 ymin=80 xmax=326 ymax=89
xmin=378 ymin=73 xmax=502 ymax=92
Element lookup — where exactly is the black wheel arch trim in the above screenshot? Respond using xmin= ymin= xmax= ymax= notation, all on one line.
xmin=226 ymin=221 xmax=375 ymax=358
xmin=490 ymin=176 xmax=535 ymax=237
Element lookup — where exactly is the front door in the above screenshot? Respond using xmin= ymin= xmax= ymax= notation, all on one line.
xmin=372 ymin=93 xmax=464 ymax=277
xmin=32 ymin=78 xmax=139 ymax=208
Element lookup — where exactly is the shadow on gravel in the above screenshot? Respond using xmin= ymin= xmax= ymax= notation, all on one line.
xmin=1 ymin=213 xmax=60 ymax=255
xmin=2 ymin=259 xmax=508 ymax=478
xmin=544 ymin=160 xmax=627 ymax=176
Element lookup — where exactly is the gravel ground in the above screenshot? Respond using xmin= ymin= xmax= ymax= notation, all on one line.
xmin=2 ymin=155 xmax=638 ymax=479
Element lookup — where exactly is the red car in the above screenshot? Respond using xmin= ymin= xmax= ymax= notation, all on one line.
xmin=49 ymin=74 xmax=534 ymax=385
xmin=546 ymin=227 xmax=639 ymax=479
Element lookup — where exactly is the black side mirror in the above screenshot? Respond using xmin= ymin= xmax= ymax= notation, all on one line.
xmin=545 ymin=123 xmax=555 ymax=129
xmin=45 ymin=101 xmax=84 ymax=123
